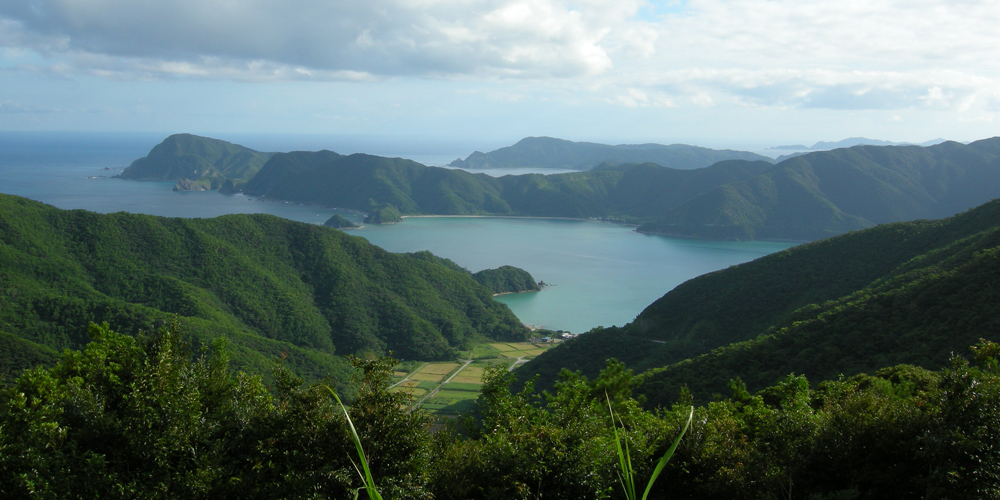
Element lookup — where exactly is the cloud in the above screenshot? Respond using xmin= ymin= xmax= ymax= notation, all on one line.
xmin=1 ymin=0 xmax=998 ymax=118
xmin=0 ymin=0 xmax=650 ymax=79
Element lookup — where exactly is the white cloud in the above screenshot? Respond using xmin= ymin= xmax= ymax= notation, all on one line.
xmin=1 ymin=0 xmax=999 ymax=121
xmin=0 ymin=0 xmax=648 ymax=79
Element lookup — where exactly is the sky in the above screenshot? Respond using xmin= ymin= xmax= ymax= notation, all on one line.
xmin=1 ymin=0 xmax=999 ymax=152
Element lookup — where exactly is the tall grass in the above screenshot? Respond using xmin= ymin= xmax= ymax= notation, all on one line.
xmin=608 ymin=394 xmax=693 ymax=500
xmin=325 ymin=387 xmax=383 ymax=500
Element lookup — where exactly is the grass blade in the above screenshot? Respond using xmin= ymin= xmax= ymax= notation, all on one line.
xmin=640 ymin=406 xmax=693 ymax=500
xmin=325 ymin=387 xmax=383 ymax=500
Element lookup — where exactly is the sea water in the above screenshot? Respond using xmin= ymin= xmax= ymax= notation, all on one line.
xmin=0 ymin=132 xmax=796 ymax=333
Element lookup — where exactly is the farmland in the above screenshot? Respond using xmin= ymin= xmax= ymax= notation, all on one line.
xmin=389 ymin=341 xmax=556 ymax=416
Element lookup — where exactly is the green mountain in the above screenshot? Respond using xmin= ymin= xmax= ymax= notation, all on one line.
xmin=120 ymin=134 xmax=275 ymax=189
xmin=0 ymin=194 xmax=528 ymax=382
xmin=244 ymin=150 xmax=773 ymax=221
xmin=519 ymin=197 xmax=1000 ymax=405
xmin=449 ymin=136 xmax=773 ymax=170
xmin=639 ymin=138 xmax=1000 ymax=240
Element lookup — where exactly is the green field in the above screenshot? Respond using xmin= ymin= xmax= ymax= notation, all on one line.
xmin=400 ymin=342 xmax=553 ymax=416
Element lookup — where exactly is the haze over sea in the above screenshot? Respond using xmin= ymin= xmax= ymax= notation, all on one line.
xmin=1 ymin=132 xmax=795 ymax=333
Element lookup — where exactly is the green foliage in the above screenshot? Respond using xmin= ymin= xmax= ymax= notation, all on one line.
xmin=0 ymin=322 xmax=432 ymax=499
xmin=0 ymin=194 xmax=528 ymax=382
xmin=3 ymin=325 xmax=1000 ymax=499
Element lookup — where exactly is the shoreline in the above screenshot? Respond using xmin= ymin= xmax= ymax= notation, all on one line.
xmin=402 ymin=214 xmax=586 ymax=221
xmin=401 ymin=214 xmax=639 ymax=226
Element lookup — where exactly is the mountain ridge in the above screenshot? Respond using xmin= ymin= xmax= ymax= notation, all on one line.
xmin=449 ymin=136 xmax=774 ymax=170
xmin=0 ymin=194 xmax=528 ymax=384
xmin=638 ymin=138 xmax=1000 ymax=240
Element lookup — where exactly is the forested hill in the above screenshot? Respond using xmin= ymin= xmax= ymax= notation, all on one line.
xmin=448 ymin=136 xmax=773 ymax=170
xmin=120 ymin=134 xmax=275 ymax=188
xmin=472 ymin=266 xmax=540 ymax=294
xmin=0 ymin=194 xmax=528 ymax=383
xmin=244 ymin=150 xmax=774 ymax=220
xmin=638 ymin=138 xmax=1000 ymax=241
xmin=518 ymin=196 xmax=1000 ymax=405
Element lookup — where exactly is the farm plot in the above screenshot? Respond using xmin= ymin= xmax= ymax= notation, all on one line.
xmin=489 ymin=343 xmax=519 ymax=352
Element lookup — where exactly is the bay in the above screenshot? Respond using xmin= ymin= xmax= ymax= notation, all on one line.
xmin=0 ymin=132 xmax=796 ymax=334
xmin=356 ymin=217 xmax=791 ymax=333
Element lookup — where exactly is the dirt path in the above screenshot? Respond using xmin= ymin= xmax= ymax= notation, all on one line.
xmin=508 ymin=357 xmax=527 ymax=372
xmin=388 ymin=362 xmax=429 ymax=390
xmin=412 ymin=359 xmax=472 ymax=411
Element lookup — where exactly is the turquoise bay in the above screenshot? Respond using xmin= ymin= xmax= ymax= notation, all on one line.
xmin=0 ymin=132 xmax=796 ymax=335
xmin=356 ymin=217 xmax=792 ymax=333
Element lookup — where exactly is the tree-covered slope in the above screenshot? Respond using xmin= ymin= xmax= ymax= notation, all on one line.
xmin=519 ymin=197 xmax=1000 ymax=404
xmin=639 ymin=138 xmax=1000 ymax=240
xmin=0 ymin=194 xmax=528 ymax=379
xmin=244 ymin=150 xmax=773 ymax=221
xmin=245 ymin=153 xmax=511 ymax=215
xmin=472 ymin=266 xmax=540 ymax=294
xmin=120 ymin=134 xmax=275 ymax=187
xmin=449 ymin=136 xmax=773 ymax=170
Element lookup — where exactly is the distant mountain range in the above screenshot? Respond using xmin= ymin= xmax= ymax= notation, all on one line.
xmin=243 ymin=151 xmax=774 ymax=221
xmin=448 ymin=136 xmax=773 ymax=170
xmin=770 ymin=137 xmax=948 ymax=151
xmin=638 ymin=139 xmax=1000 ymax=240
xmin=122 ymin=134 xmax=1000 ymax=242
xmin=771 ymin=137 xmax=948 ymax=162
xmin=517 ymin=195 xmax=1000 ymax=405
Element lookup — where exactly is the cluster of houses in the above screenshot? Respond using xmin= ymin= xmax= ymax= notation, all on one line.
xmin=534 ymin=330 xmax=578 ymax=343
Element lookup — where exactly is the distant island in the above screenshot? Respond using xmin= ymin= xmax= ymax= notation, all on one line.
xmin=449 ymin=136 xmax=773 ymax=170
xmin=322 ymin=214 xmax=358 ymax=228
xmin=122 ymin=133 xmax=1000 ymax=242
xmin=472 ymin=265 xmax=540 ymax=295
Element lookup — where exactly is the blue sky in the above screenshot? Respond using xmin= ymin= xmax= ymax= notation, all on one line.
xmin=1 ymin=0 xmax=998 ymax=151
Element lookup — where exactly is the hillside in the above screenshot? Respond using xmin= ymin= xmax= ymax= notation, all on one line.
xmin=638 ymin=138 xmax=1000 ymax=241
xmin=120 ymin=134 xmax=275 ymax=188
xmin=0 ymin=194 xmax=528 ymax=383
xmin=519 ymin=197 xmax=1000 ymax=404
xmin=244 ymin=150 xmax=773 ymax=221
xmin=449 ymin=136 xmax=772 ymax=170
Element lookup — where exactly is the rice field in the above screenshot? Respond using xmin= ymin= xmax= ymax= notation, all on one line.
xmin=392 ymin=341 xmax=559 ymax=416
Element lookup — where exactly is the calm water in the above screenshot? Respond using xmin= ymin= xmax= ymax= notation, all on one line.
xmin=0 ymin=132 xmax=796 ymax=333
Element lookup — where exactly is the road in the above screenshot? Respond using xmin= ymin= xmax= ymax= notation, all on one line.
xmin=412 ymin=359 xmax=472 ymax=411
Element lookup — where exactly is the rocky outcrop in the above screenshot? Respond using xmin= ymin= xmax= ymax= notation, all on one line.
xmin=173 ymin=178 xmax=208 ymax=191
